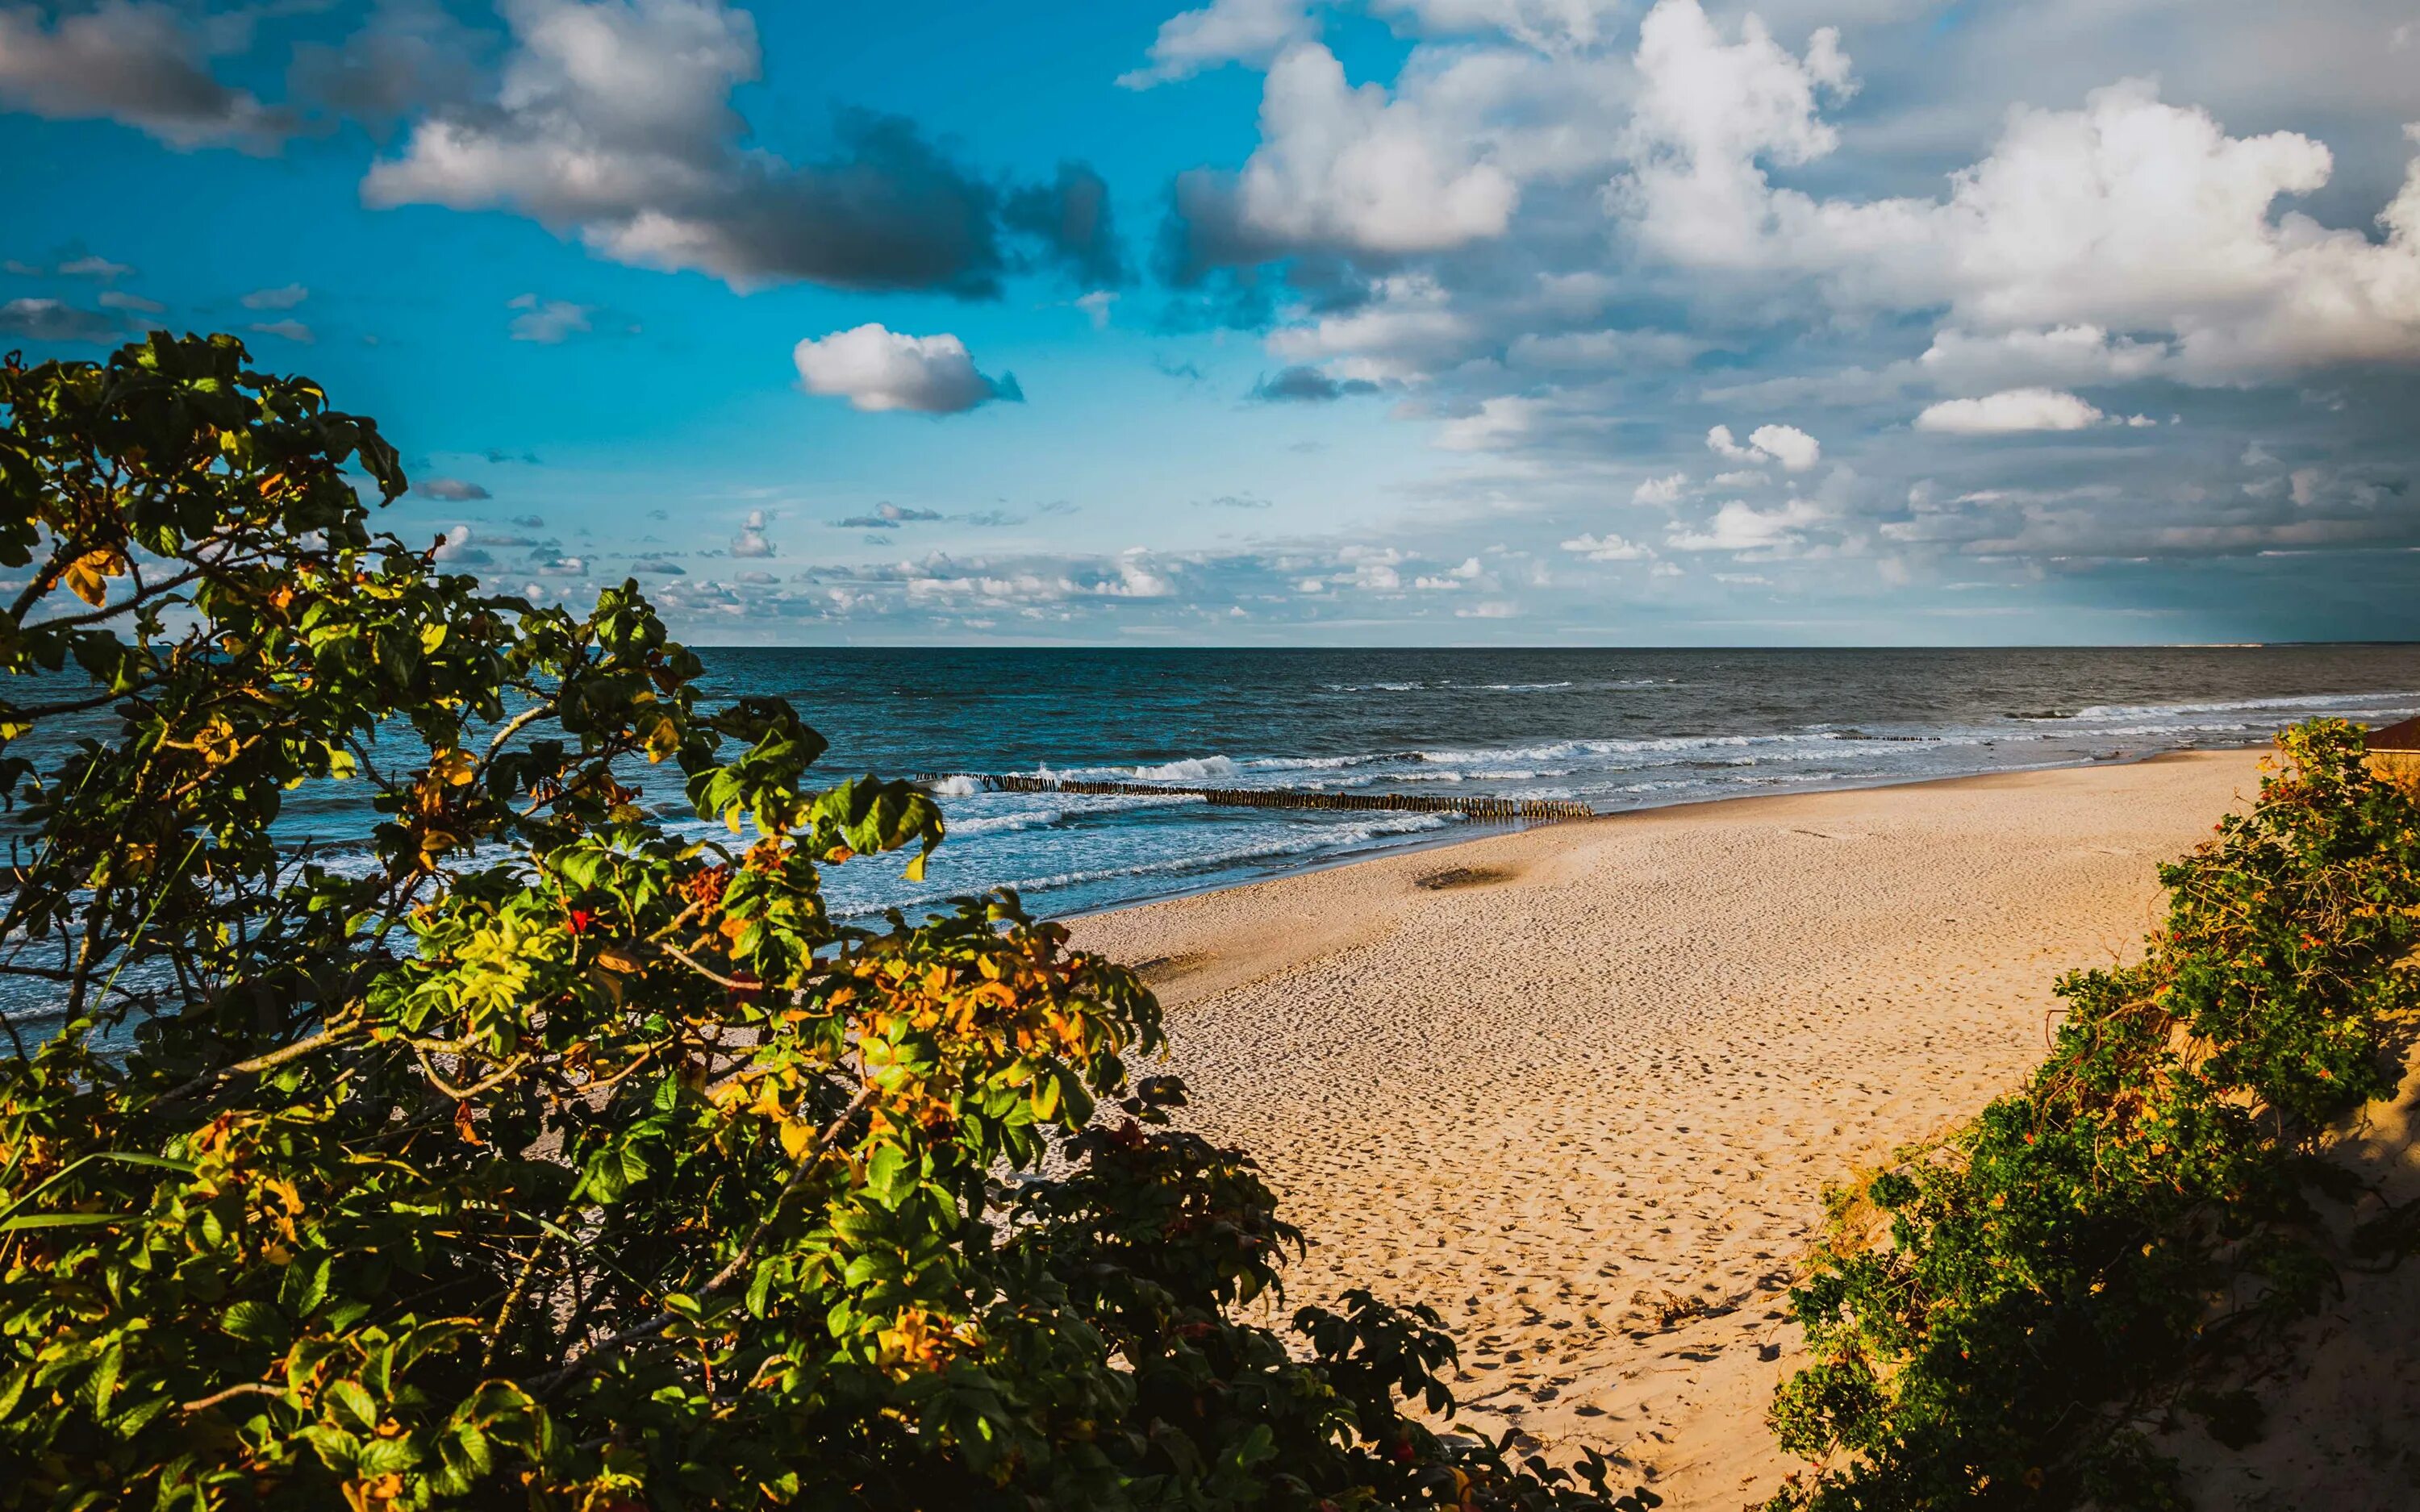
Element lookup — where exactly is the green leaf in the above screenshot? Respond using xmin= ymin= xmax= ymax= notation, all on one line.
xmin=222 ymin=1301 xmax=287 ymax=1347
xmin=323 ymin=1379 xmax=379 ymax=1431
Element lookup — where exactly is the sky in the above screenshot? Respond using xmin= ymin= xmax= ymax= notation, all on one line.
xmin=4 ymin=0 xmax=2419 ymax=646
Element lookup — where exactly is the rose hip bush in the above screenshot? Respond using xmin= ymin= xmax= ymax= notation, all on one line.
xmin=0 ymin=335 xmax=1658 ymax=1512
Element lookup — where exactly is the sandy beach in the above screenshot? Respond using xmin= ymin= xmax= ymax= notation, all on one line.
xmin=1070 ymin=749 xmax=2273 ymax=1509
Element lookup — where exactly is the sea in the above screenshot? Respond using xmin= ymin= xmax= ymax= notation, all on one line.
xmin=12 ymin=646 xmax=2420 ymax=934
xmin=688 ymin=645 xmax=2420 ymax=922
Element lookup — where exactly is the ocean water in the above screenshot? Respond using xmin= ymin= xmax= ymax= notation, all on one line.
xmin=10 ymin=647 xmax=2419 ymax=931
xmin=682 ymin=646 xmax=2420 ymax=921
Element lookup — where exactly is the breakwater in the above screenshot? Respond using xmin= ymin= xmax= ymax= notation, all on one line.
xmin=927 ymin=772 xmax=1597 ymax=823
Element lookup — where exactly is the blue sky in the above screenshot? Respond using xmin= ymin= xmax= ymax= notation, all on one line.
xmin=5 ymin=0 xmax=2418 ymax=644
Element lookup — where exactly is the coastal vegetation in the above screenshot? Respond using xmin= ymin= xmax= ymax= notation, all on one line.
xmin=1767 ymin=721 xmax=2420 ymax=1507
xmin=0 ymin=335 xmax=1671 ymax=1510
xmin=3 ymin=333 xmax=2412 ymax=1512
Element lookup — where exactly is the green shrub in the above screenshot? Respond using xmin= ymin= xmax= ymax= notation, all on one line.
xmin=1768 ymin=719 xmax=2420 ymax=1509
xmin=0 ymin=335 xmax=1659 ymax=1512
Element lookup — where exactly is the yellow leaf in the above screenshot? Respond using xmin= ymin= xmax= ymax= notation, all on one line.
xmin=778 ymin=1118 xmax=813 ymax=1160
xmin=428 ymin=748 xmax=475 ymax=787
xmin=195 ymin=714 xmax=240 ymax=768
xmin=61 ymin=548 xmax=125 ymax=607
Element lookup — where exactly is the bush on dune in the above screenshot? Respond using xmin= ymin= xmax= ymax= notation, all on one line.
xmin=1768 ymin=720 xmax=2420 ymax=1509
xmin=0 ymin=335 xmax=1658 ymax=1512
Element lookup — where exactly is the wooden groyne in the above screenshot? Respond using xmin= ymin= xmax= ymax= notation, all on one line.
xmin=926 ymin=773 xmax=1596 ymax=823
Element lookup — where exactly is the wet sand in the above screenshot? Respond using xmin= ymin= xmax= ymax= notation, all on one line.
xmin=1070 ymin=749 xmax=2269 ymax=1508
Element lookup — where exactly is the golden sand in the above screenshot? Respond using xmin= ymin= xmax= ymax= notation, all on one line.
xmin=1070 ymin=750 xmax=2276 ymax=1507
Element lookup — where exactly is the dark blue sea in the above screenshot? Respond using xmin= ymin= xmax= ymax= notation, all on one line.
xmin=669 ymin=646 xmax=2420 ymax=920
xmin=13 ymin=647 xmax=2418 ymax=936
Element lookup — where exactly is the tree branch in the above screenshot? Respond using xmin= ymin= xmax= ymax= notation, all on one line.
xmin=529 ymin=1080 xmax=877 ymax=1398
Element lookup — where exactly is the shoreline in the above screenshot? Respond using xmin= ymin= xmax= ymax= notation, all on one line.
xmin=1066 ymin=747 xmax=2272 ymax=1506
xmin=1046 ymin=735 xmax=2256 ymax=928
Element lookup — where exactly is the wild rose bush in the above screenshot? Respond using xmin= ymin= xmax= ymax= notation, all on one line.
xmin=1768 ymin=719 xmax=2420 ymax=1510
xmin=0 ymin=335 xmax=1658 ymax=1512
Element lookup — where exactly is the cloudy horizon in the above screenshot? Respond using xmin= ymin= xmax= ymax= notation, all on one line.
xmin=5 ymin=0 xmax=2418 ymax=644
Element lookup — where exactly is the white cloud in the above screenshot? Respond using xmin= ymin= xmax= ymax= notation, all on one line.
xmin=1632 ymin=473 xmax=1687 ymax=505
xmin=1666 ymin=497 xmax=1827 ymax=552
xmin=1433 ymin=395 xmax=1541 ymax=451
xmin=1267 ymin=273 xmax=1474 ymax=380
xmin=1613 ymin=3 xmax=2420 ymax=382
xmin=1706 ymin=422 xmax=1819 ymax=470
xmin=1223 ymin=43 xmax=1519 ymax=256
xmin=1613 ymin=0 xmax=1855 ymax=270
xmin=792 ymin=325 xmax=1020 ymax=414
xmin=247 ymin=319 xmax=314 ymax=344
xmin=1118 ymin=0 xmax=1316 ymax=88
xmin=1913 ymin=388 xmax=2107 ymax=435
xmin=732 ymin=508 xmax=774 ymax=557
xmin=1748 ymin=423 xmax=1820 ymax=471
xmin=1560 ymin=531 xmax=1653 ymax=560
xmin=509 ymin=295 xmax=595 ymax=344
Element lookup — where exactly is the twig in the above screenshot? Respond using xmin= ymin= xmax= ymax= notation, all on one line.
xmin=410 ymin=1045 xmax=531 ymax=1102
xmin=530 ymin=1081 xmax=877 ymax=1398
xmin=180 ymin=1381 xmax=284 ymax=1414
xmin=156 ymin=1016 xmax=362 ymax=1107
xmin=658 ymin=941 xmax=757 ymax=992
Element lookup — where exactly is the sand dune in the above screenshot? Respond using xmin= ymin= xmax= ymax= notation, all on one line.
xmin=1070 ymin=750 xmax=2268 ymax=1509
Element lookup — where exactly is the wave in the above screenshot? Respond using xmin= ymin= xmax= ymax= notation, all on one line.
xmin=2066 ymin=690 xmax=2420 ymax=723
xmin=843 ymin=811 xmax=1458 ymax=916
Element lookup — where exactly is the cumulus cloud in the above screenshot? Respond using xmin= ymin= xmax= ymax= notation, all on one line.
xmin=1168 ymin=42 xmax=1517 ymax=265
xmin=1705 ymin=422 xmax=1820 ymax=471
xmin=792 ymin=324 xmax=1021 ymax=414
xmin=731 ymin=509 xmax=774 ymax=557
xmin=1119 ymin=0 xmax=1316 ymax=88
xmin=0 ymin=2 xmax=294 ymax=152
xmin=1913 ymin=389 xmax=2108 ymax=435
xmin=418 ymin=477 xmax=491 ymax=501
xmin=363 ymin=0 xmax=1123 ymax=296
xmin=1632 ymin=473 xmax=1687 ymax=506
xmin=1612 ymin=2 xmax=2420 ymax=384
xmin=429 ymin=524 xmax=491 ymax=564
xmin=97 ymin=289 xmax=163 ymax=314
xmin=246 ymin=319 xmax=313 ymax=344
xmin=1666 ymin=498 xmax=1827 ymax=552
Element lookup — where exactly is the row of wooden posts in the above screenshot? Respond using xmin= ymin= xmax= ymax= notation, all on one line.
xmin=928 ymin=772 xmax=1596 ymax=823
